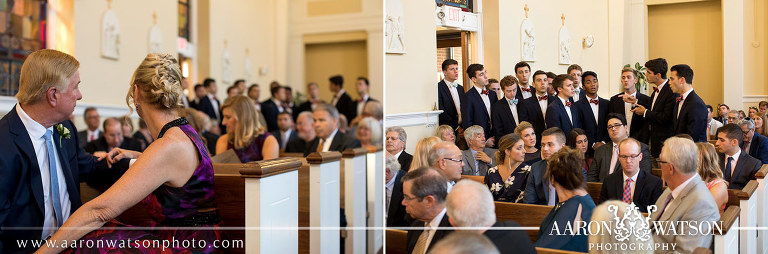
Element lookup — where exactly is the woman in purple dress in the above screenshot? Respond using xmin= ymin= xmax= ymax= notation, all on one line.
xmin=38 ymin=54 xmax=223 ymax=253
xmin=215 ymin=95 xmax=279 ymax=162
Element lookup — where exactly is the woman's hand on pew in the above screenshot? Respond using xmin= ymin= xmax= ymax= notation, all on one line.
xmin=105 ymin=148 xmax=142 ymax=168
xmin=93 ymin=151 xmax=108 ymax=161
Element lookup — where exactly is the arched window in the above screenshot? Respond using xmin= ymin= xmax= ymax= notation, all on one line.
xmin=0 ymin=0 xmax=47 ymax=97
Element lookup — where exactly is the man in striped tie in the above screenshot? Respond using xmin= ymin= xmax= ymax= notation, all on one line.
xmin=402 ymin=167 xmax=453 ymax=254
xmin=598 ymin=138 xmax=664 ymax=213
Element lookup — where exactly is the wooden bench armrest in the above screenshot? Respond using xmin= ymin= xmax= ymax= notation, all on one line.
xmin=756 ymin=164 xmax=768 ymax=179
xmin=727 ymin=180 xmax=758 ymax=206
xmin=460 ymin=175 xmax=484 ymax=184
xmin=715 ymin=205 xmax=740 ymax=235
xmin=386 ymin=229 xmax=409 ymax=254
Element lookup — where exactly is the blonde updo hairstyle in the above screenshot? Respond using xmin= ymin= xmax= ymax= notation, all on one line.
xmin=221 ymin=95 xmax=266 ymax=149
xmin=127 ymin=54 xmax=184 ymax=113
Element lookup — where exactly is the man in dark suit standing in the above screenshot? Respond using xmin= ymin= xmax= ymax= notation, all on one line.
xmin=77 ymin=107 xmax=102 ymax=149
xmin=714 ymin=124 xmax=763 ymax=189
xmin=589 ymin=114 xmax=652 ymax=182
xmin=261 ymin=86 xmax=286 ymax=133
xmin=668 ymin=64 xmax=708 ymax=142
xmin=297 ymin=82 xmax=324 ymax=114
xmin=285 ymin=112 xmax=315 ymax=154
xmin=521 ymin=70 xmax=556 ymax=147
xmin=523 ymin=128 xmax=567 ymax=205
xmin=386 ymin=156 xmax=409 ymax=227
xmin=461 ymin=63 xmax=498 ymax=146
xmin=575 ymin=71 xmax=609 ymax=155
xmin=386 ymin=126 xmax=413 ymax=171
xmin=269 ymin=112 xmax=298 ymax=152
xmin=609 ymin=68 xmax=650 ymax=143
xmin=738 ymin=119 xmax=768 ymax=164
xmin=194 ymin=78 xmax=221 ymax=125
xmin=514 ymin=61 xmax=534 ymax=100
xmin=329 ymin=75 xmax=357 ymax=123
xmin=491 ymin=75 xmax=525 ymax=143
xmin=402 ymin=167 xmax=453 ymax=254
xmin=632 ymin=58 xmax=677 ymax=158
xmin=304 ymin=104 xmax=361 ymax=156
xmin=546 ymin=74 xmax=582 ymax=136
xmin=354 ymin=77 xmax=377 ymax=118
xmin=599 ymin=138 xmax=664 ymax=213
xmin=438 ymin=59 xmax=465 ymax=132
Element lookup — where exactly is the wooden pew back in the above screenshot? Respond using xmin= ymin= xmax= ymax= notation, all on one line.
xmin=586 ymin=182 xmax=601 ymax=205
xmin=494 ymin=201 xmax=552 ymax=242
xmin=461 ymin=175 xmax=484 ymax=184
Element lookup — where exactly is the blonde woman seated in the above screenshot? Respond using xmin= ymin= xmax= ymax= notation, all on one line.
xmin=484 ymin=134 xmax=531 ymax=202
xmin=588 ymin=201 xmax=654 ymax=254
xmin=435 ymin=124 xmax=456 ymax=143
xmin=410 ymin=136 xmax=441 ymax=169
xmin=356 ymin=116 xmax=382 ymax=150
xmin=697 ymin=142 xmax=728 ymax=213
xmin=216 ymin=95 xmax=279 ymax=162
xmin=514 ymin=121 xmax=541 ymax=164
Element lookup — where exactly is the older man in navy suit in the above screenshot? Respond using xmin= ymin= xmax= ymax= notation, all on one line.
xmin=461 ymin=63 xmax=498 ymax=146
xmin=669 ymin=64 xmax=708 ymax=142
xmin=546 ymin=74 xmax=582 ymax=136
xmin=0 ymin=50 xmax=128 ymax=253
xmin=738 ymin=119 xmax=768 ymax=164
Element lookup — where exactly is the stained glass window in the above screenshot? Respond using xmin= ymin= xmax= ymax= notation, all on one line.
xmin=0 ymin=0 xmax=46 ymax=97
xmin=178 ymin=0 xmax=190 ymax=42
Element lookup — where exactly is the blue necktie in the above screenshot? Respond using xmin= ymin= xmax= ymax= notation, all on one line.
xmin=508 ymin=99 xmax=519 ymax=105
xmin=42 ymin=130 xmax=64 ymax=227
xmin=725 ymin=157 xmax=733 ymax=181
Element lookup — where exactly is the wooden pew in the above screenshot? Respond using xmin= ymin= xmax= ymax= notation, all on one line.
xmin=536 ymin=247 xmax=585 ymax=254
xmin=714 ymin=205 xmax=740 ymax=254
xmin=586 ymin=182 xmax=602 ymax=205
xmin=726 ymin=180 xmax=758 ymax=253
xmin=306 ymin=152 xmax=343 ymax=253
xmin=652 ymin=168 xmax=662 ymax=178
xmin=385 ymin=229 xmax=408 ymax=254
xmin=755 ymin=164 xmax=768 ymax=253
xmin=460 ymin=174 xmax=484 ymax=183
xmin=494 ymin=201 xmax=552 ymax=242
xmin=341 ymin=148 xmax=368 ymax=254
xmin=367 ymin=146 xmax=385 ymax=254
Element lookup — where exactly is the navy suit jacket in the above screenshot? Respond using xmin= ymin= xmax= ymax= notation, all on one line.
xmin=719 ymin=152 xmax=762 ymax=190
xmin=461 ymin=87 xmax=498 ymax=135
xmin=261 ymin=99 xmax=281 ymax=133
xmin=438 ymin=80 xmax=465 ymax=129
xmin=746 ymin=133 xmax=768 ymax=164
xmin=405 ymin=215 xmax=453 ymax=254
xmin=644 ymin=82 xmax=678 ymax=157
xmin=335 ymin=92 xmax=357 ymax=124
xmin=545 ymin=97 xmax=582 ymax=136
xmin=575 ymin=97 xmax=610 ymax=152
xmin=599 ymin=170 xmax=664 ymax=213
xmin=195 ymin=95 xmax=220 ymax=122
xmin=522 ymin=160 xmax=551 ymax=205
xmin=490 ymin=98 xmax=525 ymax=143
xmin=673 ymin=90 xmax=708 ymax=142
xmin=386 ymin=170 xmax=410 ymax=227
xmin=0 ymin=107 xmax=125 ymax=252
xmin=609 ymin=92 xmax=651 ymax=142
xmin=520 ymin=94 xmax=556 ymax=146
xmin=304 ymin=130 xmax=362 ymax=156
xmin=270 ymin=129 xmax=299 ymax=150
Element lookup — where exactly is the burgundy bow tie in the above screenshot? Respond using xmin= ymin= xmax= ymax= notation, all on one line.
xmin=653 ymin=86 xmax=659 ymax=93
xmin=538 ymin=95 xmax=548 ymax=101
xmin=521 ymin=87 xmax=532 ymax=93
xmin=676 ymin=96 xmax=683 ymax=103
xmin=590 ymin=99 xmax=599 ymax=105
xmin=565 ymin=101 xmax=572 ymax=107
xmin=481 ymin=89 xmax=489 ymax=95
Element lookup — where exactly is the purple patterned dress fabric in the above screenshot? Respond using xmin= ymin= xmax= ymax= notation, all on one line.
xmin=226 ymin=132 xmax=271 ymax=163
xmin=66 ymin=124 xmax=223 ymax=253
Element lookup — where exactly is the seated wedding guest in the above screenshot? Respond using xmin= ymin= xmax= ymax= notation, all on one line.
xmin=739 ymin=118 xmax=768 ymax=164
xmin=567 ymin=128 xmax=591 ymax=172
xmin=462 ymin=125 xmax=497 ymax=176
xmin=297 ymin=82 xmax=324 ymax=113
xmin=755 ymin=113 xmax=767 ymax=136
xmin=356 ymin=116 xmax=382 ymax=150
xmin=270 ymin=112 xmax=297 ymax=151
xmin=535 ymin=147 xmax=595 ymax=252
xmin=85 ymin=117 xmax=143 ymax=154
xmin=714 ymin=123 xmax=762 ymax=189
xmin=435 ymin=124 xmax=455 ymax=143
xmin=119 ymin=115 xmax=134 ymax=139
xmin=598 ymin=138 xmax=663 ymax=213
xmin=485 ymin=134 xmax=531 ymax=202
xmin=446 ymin=180 xmax=535 ymax=254
xmin=386 ymin=156 xmax=409 ymax=227
xmin=402 ymin=167 xmax=453 ymax=254
xmin=515 ymin=121 xmax=541 ymax=164
xmin=707 ymin=105 xmax=723 ymax=137
xmin=195 ymin=109 xmax=220 ymax=155
xmin=133 ymin=119 xmax=154 ymax=150
xmin=183 ymin=108 xmax=214 ymax=156
xmin=428 ymin=232 xmax=499 ymax=254
xmin=38 ymin=53 xmax=222 ymax=253
xmin=588 ymin=113 xmax=651 ymax=182
xmin=588 ymin=201 xmax=654 ymax=254
xmin=697 ymin=142 xmax=728 ymax=213
xmin=410 ymin=136 xmax=441 ymax=170
xmin=523 ymin=127 xmax=567 ymax=205
xmin=305 ymin=103 xmax=361 ymax=156
xmin=216 ymin=95 xmax=279 ymax=162
xmin=651 ymin=137 xmax=720 ymax=253
xmin=339 ymin=114 xmax=349 ymax=133
xmin=749 ymin=106 xmax=759 ymax=118
xmin=428 ymin=141 xmax=465 ymax=191
xmin=285 ymin=111 xmax=315 ymax=154
xmin=350 ymin=100 xmax=383 ymax=128
xmin=78 ymin=107 xmax=102 ymax=148
xmin=387 ymin=126 xmax=413 ymax=171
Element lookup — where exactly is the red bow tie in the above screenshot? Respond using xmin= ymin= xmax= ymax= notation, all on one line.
xmin=590 ymin=99 xmax=599 ymax=105
xmin=521 ymin=87 xmax=532 ymax=93
xmin=538 ymin=95 xmax=548 ymax=101
xmin=676 ymin=96 xmax=683 ymax=103
xmin=565 ymin=101 xmax=572 ymax=107
xmin=653 ymin=86 xmax=659 ymax=93
xmin=481 ymin=89 xmax=489 ymax=95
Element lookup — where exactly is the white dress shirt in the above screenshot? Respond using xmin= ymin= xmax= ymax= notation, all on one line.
xmin=624 ymin=91 xmax=637 ymax=131
xmin=677 ymin=88 xmax=693 ymax=117
xmin=420 ymin=208 xmax=447 ymax=253
xmin=207 ymin=94 xmax=220 ymax=120
xmin=86 ymin=129 xmax=101 ymax=142
xmin=573 ymin=87 xmax=582 ymax=102
xmin=506 ymin=96 xmax=520 ymax=125
xmin=650 ymin=79 xmax=668 ymax=112
xmin=558 ymin=96 xmax=573 ymax=124
xmin=586 ymin=95 xmax=600 ymax=125
xmin=537 ymin=94 xmax=548 ymax=118
xmin=474 ymin=86 xmax=491 ymax=117
xmin=519 ymin=85 xmax=533 ymax=99
xmin=708 ymin=119 xmax=723 ymax=135
xmin=331 ymin=89 xmax=346 ymax=107
xmin=726 ymin=149 xmax=741 ymax=178
xmin=444 ymin=80 xmax=462 ymax=123
xmin=320 ymin=128 xmax=338 ymax=152
xmin=16 ymin=105 xmax=71 ymax=239
xmin=356 ymin=94 xmax=369 ymax=116
xmin=623 ymin=170 xmax=640 ymax=200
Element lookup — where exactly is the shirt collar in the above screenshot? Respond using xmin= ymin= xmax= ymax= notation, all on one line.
xmin=558 ymin=95 xmax=569 ymax=106
xmin=586 ymin=94 xmax=599 ymax=101
xmin=671 ymin=175 xmax=698 ymax=199
xmin=659 ymin=79 xmax=668 ymax=90
xmin=386 ymin=173 xmax=398 ymax=189
xmin=324 ymin=128 xmax=338 ymax=143
xmin=474 ymin=85 xmax=485 ymax=94
xmin=16 ymin=104 xmax=50 ymax=140
xmin=335 ymin=89 xmax=346 ymax=98
xmin=625 ymin=91 xmax=637 ymax=97
xmin=623 ymin=170 xmax=640 ymax=182
xmin=729 ymin=148 xmax=741 ymax=160
xmin=444 ymin=79 xmax=458 ymax=87
xmin=427 ymin=208 xmax=447 ymax=229
xmin=394 ymin=150 xmax=403 ymax=159
xmin=680 ymin=88 xmax=693 ymax=101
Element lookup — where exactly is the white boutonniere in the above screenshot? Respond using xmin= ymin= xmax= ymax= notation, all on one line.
xmin=54 ymin=124 xmax=71 ymax=147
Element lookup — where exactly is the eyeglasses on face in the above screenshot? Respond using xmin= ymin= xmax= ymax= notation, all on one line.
xmin=403 ymin=194 xmax=421 ymax=202
xmin=386 ymin=136 xmax=401 ymax=141
xmin=607 ymin=124 xmax=624 ymax=131
xmin=443 ymin=158 xmax=463 ymax=163
xmin=619 ymin=153 xmax=641 ymax=160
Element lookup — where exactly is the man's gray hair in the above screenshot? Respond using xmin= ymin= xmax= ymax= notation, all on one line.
xmin=386 ymin=156 xmax=401 ymax=172
xmin=738 ymin=118 xmax=755 ymax=130
xmin=428 ymin=141 xmax=457 ymax=167
xmin=446 ymin=180 xmax=496 ymax=229
xmin=386 ymin=126 xmax=407 ymax=142
xmin=463 ymin=125 xmax=484 ymax=142
xmin=661 ymin=137 xmax=698 ymax=174
xmin=297 ymin=111 xmax=314 ymax=123
xmin=401 ymin=167 xmax=448 ymax=203
xmin=314 ymin=103 xmax=339 ymax=120
xmin=428 ymin=231 xmax=500 ymax=254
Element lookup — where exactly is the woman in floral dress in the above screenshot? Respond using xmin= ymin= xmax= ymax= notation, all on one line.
xmin=484 ymin=133 xmax=532 ymax=202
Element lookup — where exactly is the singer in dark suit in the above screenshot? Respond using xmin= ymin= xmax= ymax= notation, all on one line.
xmin=608 ymin=69 xmax=651 ymax=143
xmin=520 ymin=71 xmax=556 ymax=146
xmin=329 ymin=75 xmax=357 ymax=123
xmin=490 ymin=76 xmax=526 ymax=143
xmin=575 ymin=71 xmax=610 ymax=154
xmin=461 ymin=64 xmax=498 ymax=136
xmin=669 ymin=64 xmax=708 ymax=142
xmin=545 ymin=74 xmax=582 ymax=136
xmin=633 ymin=58 xmax=677 ymax=158
xmin=438 ymin=59 xmax=465 ymax=130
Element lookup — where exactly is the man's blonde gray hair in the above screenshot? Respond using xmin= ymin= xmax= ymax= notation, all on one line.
xmin=16 ymin=49 xmax=80 ymax=105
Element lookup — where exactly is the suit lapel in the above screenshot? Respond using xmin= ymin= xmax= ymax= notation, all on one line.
xmin=633 ymin=171 xmax=647 ymax=203
xmin=463 ymin=150 xmax=476 ymax=172
xmin=53 ymin=127 xmax=79 ymax=206
xmin=9 ymin=109 xmax=46 ymax=214
xmin=660 ymin=177 xmax=699 ymax=221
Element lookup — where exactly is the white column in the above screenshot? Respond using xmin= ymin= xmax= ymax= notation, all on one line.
xmin=342 ymin=148 xmax=368 ymax=254
xmin=739 ymin=190 xmax=757 ymax=253
xmin=722 ymin=0 xmax=745 ymax=107
xmin=308 ymin=152 xmax=341 ymax=253
xmin=367 ymin=148 xmax=384 ymax=254
xmin=757 ymin=173 xmax=768 ymax=253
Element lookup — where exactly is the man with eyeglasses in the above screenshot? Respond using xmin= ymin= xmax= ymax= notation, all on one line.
xmin=427 ymin=141 xmax=464 ymax=192
xmin=598 ymin=138 xmax=663 ymax=213
xmin=588 ymin=113 xmax=651 ymax=182
xmin=738 ymin=119 xmax=768 ymax=164
xmin=714 ymin=124 xmax=762 ymax=189
xmin=386 ymin=126 xmax=413 ymax=171
xmin=401 ymin=167 xmax=453 ymax=254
